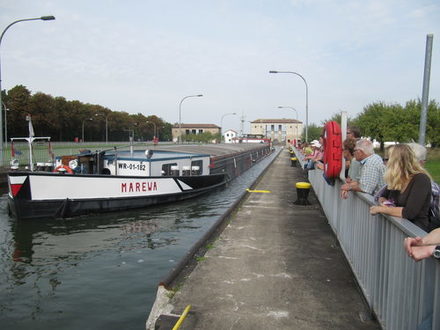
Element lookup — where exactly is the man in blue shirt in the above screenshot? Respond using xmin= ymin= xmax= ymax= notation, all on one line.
xmin=341 ymin=139 xmax=386 ymax=197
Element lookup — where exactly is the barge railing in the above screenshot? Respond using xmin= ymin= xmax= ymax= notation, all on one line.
xmin=294 ymin=148 xmax=440 ymax=330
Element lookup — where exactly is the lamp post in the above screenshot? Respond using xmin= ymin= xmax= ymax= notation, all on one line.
xmin=82 ymin=118 xmax=93 ymax=143
xmin=269 ymin=70 xmax=309 ymax=142
xmin=0 ymin=15 xmax=55 ymax=166
xmin=146 ymin=121 xmax=157 ymax=139
xmin=178 ymin=94 xmax=203 ymax=144
xmin=220 ymin=112 xmax=237 ymax=143
xmin=95 ymin=113 xmax=109 ymax=143
xmin=278 ymin=106 xmax=300 ymax=142
xmin=277 ymin=106 xmax=298 ymax=120
xmin=2 ymin=102 xmax=8 ymax=148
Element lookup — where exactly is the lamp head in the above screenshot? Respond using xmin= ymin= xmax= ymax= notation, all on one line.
xmin=197 ymin=94 xmax=203 ymax=97
xmin=41 ymin=16 xmax=55 ymax=21
xmin=269 ymin=70 xmax=278 ymax=74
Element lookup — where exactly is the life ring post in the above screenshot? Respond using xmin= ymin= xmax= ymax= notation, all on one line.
xmin=53 ymin=165 xmax=74 ymax=174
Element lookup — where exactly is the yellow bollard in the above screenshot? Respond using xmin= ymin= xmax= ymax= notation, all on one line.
xmin=294 ymin=182 xmax=311 ymax=205
xmin=290 ymin=157 xmax=297 ymax=167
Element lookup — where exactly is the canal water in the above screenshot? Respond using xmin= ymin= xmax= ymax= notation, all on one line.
xmin=0 ymin=149 xmax=279 ymax=330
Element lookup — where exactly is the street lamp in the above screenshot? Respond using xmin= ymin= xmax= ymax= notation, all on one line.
xmin=146 ymin=121 xmax=157 ymax=140
xmin=95 ymin=113 xmax=109 ymax=143
xmin=278 ymin=106 xmax=300 ymax=142
xmin=220 ymin=112 xmax=237 ymax=143
xmin=269 ymin=70 xmax=309 ymax=142
xmin=0 ymin=15 xmax=55 ymax=166
xmin=178 ymin=94 xmax=203 ymax=144
xmin=2 ymin=102 xmax=9 ymax=147
xmin=277 ymin=106 xmax=298 ymax=120
xmin=81 ymin=118 xmax=93 ymax=143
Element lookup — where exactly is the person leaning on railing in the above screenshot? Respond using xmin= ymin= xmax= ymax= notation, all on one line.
xmin=404 ymin=228 xmax=440 ymax=261
xmin=340 ymin=139 xmax=386 ymax=199
xmin=370 ymin=144 xmax=432 ymax=232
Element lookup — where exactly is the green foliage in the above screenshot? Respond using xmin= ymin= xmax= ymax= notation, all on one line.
xmin=3 ymin=85 xmax=173 ymax=142
xmin=182 ymin=132 xmax=220 ymax=143
xmin=350 ymin=100 xmax=440 ymax=150
xmin=321 ymin=112 xmax=351 ymax=126
xmin=301 ymin=123 xmax=323 ymax=142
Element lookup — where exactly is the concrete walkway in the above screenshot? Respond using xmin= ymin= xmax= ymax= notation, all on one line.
xmin=169 ymin=149 xmax=380 ymax=329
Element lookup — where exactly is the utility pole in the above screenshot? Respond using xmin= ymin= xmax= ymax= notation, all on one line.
xmin=418 ymin=34 xmax=434 ymax=146
xmin=240 ymin=112 xmax=245 ymax=137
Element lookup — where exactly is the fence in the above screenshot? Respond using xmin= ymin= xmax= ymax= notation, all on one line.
xmin=295 ymin=149 xmax=440 ymax=330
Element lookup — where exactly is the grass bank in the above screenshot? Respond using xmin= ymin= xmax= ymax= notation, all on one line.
xmin=426 ymin=148 xmax=440 ymax=183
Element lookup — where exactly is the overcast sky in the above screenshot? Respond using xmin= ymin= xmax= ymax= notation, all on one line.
xmin=1 ymin=0 xmax=439 ymax=134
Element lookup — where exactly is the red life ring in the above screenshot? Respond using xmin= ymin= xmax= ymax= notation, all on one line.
xmin=323 ymin=121 xmax=343 ymax=178
xmin=53 ymin=165 xmax=74 ymax=174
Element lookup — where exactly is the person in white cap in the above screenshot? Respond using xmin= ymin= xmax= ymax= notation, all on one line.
xmin=304 ymin=137 xmax=324 ymax=170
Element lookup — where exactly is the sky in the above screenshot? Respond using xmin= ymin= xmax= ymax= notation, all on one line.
xmin=1 ymin=0 xmax=439 ymax=134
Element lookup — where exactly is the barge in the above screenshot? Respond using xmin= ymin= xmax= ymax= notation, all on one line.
xmin=7 ymin=142 xmax=272 ymax=220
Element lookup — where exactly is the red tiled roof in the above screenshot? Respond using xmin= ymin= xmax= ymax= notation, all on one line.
xmin=172 ymin=124 xmax=220 ymax=128
xmin=251 ymin=118 xmax=302 ymax=124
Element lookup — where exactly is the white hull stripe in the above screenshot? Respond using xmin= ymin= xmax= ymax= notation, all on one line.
xmin=177 ymin=179 xmax=193 ymax=191
xmin=28 ymin=176 xmax=192 ymax=200
xmin=9 ymin=176 xmax=27 ymax=185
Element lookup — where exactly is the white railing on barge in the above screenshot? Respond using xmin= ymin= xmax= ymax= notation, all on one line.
xmin=294 ymin=148 xmax=440 ymax=330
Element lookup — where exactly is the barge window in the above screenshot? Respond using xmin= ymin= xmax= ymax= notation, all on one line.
xmin=191 ymin=160 xmax=203 ymax=175
xmin=162 ymin=163 xmax=178 ymax=176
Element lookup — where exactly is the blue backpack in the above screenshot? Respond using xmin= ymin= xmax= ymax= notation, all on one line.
xmin=430 ymin=181 xmax=440 ymax=227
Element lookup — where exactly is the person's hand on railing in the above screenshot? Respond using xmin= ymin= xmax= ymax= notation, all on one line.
xmin=315 ymin=162 xmax=324 ymax=170
xmin=340 ymin=189 xmax=349 ymax=199
xmin=340 ymin=182 xmax=352 ymax=199
xmin=370 ymin=205 xmax=403 ymax=217
xmin=404 ymin=237 xmax=435 ymax=261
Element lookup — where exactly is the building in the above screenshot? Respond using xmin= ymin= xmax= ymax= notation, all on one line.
xmin=250 ymin=119 xmax=303 ymax=144
xmin=223 ymin=129 xmax=238 ymax=143
xmin=172 ymin=124 xmax=221 ymax=142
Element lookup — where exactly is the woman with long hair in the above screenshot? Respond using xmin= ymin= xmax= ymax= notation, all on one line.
xmin=370 ymin=144 xmax=432 ymax=231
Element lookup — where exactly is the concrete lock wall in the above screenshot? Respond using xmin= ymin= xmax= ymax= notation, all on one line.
xmin=294 ymin=148 xmax=440 ymax=330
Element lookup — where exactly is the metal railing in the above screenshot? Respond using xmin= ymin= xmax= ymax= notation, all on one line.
xmin=294 ymin=148 xmax=440 ymax=330
xmin=1 ymin=141 xmax=176 ymax=169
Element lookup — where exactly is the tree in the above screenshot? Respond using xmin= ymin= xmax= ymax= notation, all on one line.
xmin=183 ymin=132 xmax=219 ymax=143
xmin=4 ymin=85 xmax=32 ymax=138
xmin=29 ymin=92 xmax=58 ymax=137
xmin=351 ymin=102 xmax=390 ymax=150
xmin=301 ymin=123 xmax=323 ymax=142
xmin=351 ymin=100 xmax=440 ymax=149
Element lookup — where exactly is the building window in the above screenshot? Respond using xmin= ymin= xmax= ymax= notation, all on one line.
xmin=192 ymin=129 xmax=197 ymax=134
xmin=279 ymin=125 xmax=282 ymax=131
xmin=198 ymin=129 xmax=203 ymax=134
xmin=271 ymin=125 xmax=274 ymax=131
